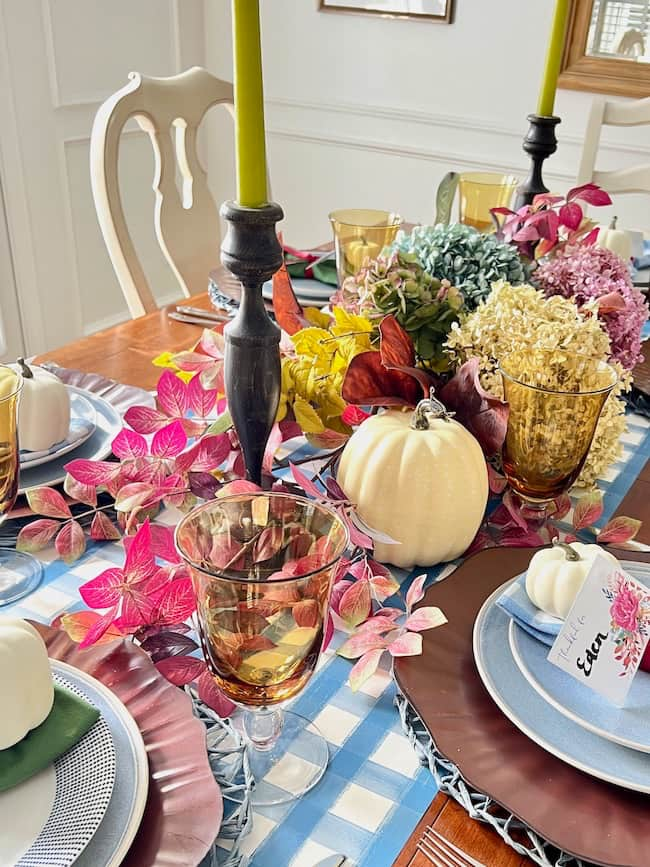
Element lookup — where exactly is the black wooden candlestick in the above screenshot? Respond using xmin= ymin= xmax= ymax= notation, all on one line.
xmin=220 ymin=201 xmax=283 ymax=485
xmin=514 ymin=114 xmax=561 ymax=210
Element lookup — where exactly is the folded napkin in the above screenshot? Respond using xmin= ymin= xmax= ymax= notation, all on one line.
xmin=495 ymin=573 xmax=562 ymax=647
xmin=20 ymin=416 xmax=95 ymax=465
xmin=633 ymin=239 xmax=650 ymax=272
xmin=283 ymin=246 xmax=338 ymax=286
xmin=0 ymin=683 xmax=100 ymax=792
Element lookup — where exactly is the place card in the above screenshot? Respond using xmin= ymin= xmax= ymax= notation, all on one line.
xmin=547 ymin=556 xmax=650 ymax=706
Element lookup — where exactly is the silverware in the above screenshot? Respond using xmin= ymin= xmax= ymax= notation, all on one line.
xmin=312 ymin=856 xmax=346 ymax=867
xmin=175 ymin=305 xmax=231 ymax=322
xmin=168 ymin=311 xmax=227 ymax=327
xmin=417 ymin=827 xmax=485 ymax=867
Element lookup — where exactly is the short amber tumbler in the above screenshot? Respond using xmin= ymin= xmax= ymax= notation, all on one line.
xmin=499 ymin=349 xmax=618 ymax=504
xmin=329 ymin=208 xmax=402 ymax=285
xmin=458 ymin=172 xmax=518 ymax=233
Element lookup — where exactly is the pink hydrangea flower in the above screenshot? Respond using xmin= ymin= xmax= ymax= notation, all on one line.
xmin=610 ymin=585 xmax=640 ymax=632
xmin=535 ymin=246 xmax=648 ymax=370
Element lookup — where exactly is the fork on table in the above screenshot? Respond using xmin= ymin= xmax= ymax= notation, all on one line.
xmin=416 ymin=826 xmax=486 ymax=867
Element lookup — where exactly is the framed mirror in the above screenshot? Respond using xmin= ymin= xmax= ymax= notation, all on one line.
xmin=318 ymin=0 xmax=453 ymax=23
xmin=560 ymin=0 xmax=650 ymax=97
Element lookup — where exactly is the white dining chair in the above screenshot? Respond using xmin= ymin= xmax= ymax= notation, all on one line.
xmin=90 ymin=66 xmax=235 ymax=319
xmin=577 ymin=95 xmax=650 ymax=199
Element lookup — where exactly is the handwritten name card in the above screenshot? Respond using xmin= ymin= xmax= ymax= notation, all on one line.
xmin=548 ymin=555 xmax=650 ymax=706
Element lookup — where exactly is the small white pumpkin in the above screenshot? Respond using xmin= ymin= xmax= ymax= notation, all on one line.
xmin=337 ymin=395 xmax=488 ymax=568
xmin=0 ymin=618 xmax=54 ymax=749
xmin=597 ymin=216 xmax=632 ymax=263
xmin=525 ymin=541 xmax=618 ymax=619
xmin=15 ymin=359 xmax=70 ymax=452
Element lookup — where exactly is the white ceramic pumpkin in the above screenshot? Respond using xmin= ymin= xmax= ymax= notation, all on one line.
xmin=525 ymin=541 xmax=618 ymax=619
xmin=0 ymin=618 xmax=54 ymax=749
xmin=15 ymin=359 xmax=70 ymax=452
xmin=337 ymin=398 xmax=488 ymax=568
xmin=597 ymin=216 xmax=632 ymax=263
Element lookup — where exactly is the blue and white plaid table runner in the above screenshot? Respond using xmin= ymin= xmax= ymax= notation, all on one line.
xmin=6 ymin=410 xmax=650 ymax=867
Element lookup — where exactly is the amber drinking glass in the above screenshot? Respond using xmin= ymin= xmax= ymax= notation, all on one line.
xmin=458 ymin=172 xmax=518 ymax=233
xmin=0 ymin=365 xmax=43 ymax=606
xmin=499 ymin=349 xmax=618 ymax=508
xmin=329 ymin=208 xmax=402 ymax=286
xmin=175 ymin=492 xmax=348 ymax=805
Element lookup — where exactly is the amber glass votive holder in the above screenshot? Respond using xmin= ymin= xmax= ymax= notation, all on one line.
xmin=329 ymin=208 xmax=402 ymax=286
xmin=458 ymin=172 xmax=518 ymax=233
xmin=499 ymin=349 xmax=618 ymax=508
xmin=175 ymin=492 xmax=348 ymax=806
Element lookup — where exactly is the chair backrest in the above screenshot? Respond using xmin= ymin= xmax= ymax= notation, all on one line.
xmin=90 ymin=67 xmax=234 ymax=318
xmin=578 ymin=96 xmax=650 ymax=197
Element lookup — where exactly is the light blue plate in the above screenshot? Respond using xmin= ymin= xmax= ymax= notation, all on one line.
xmin=474 ymin=582 xmax=650 ymax=793
xmin=19 ymin=388 xmax=122 ymax=494
xmin=509 ymin=561 xmax=650 ymax=754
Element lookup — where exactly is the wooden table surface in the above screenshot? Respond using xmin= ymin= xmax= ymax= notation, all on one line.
xmin=35 ymin=286 xmax=650 ymax=867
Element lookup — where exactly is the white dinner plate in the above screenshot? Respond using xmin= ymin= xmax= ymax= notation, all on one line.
xmin=508 ymin=561 xmax=650 ymax=754
xmin=2 ymin=663 xmax=116 ymax=867
xmin=18 ymin=388 xmax=122 ymax=494
xmin=20 ymin=390 xmax=97 ymax=469
xmin=473 ymin=581 xmax=650 ymax=794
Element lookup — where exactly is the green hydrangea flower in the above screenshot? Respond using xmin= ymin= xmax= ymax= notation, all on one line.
xmin=389 ymin=223 xmax=529 ymax=309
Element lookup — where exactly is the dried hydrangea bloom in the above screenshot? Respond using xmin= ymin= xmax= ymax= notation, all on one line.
xmin=445 ymin=280 xmax=630 ymax=487
xmin=535 ymin=245 xmax=648 ymax=371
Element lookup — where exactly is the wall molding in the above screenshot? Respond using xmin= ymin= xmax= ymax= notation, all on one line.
xmin=266 ymin=95 xmax=650 ymax=162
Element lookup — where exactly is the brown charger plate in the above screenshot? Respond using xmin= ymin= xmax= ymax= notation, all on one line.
xmin=394 ymin=546 xmax=650 ymax=867
xmin=35 ymin=623 xmax=223 ymax=867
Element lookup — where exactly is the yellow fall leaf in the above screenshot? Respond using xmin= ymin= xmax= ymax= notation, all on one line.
xmin=304 ymin=307 xmax=332 ymax=329
xmin=330 ymin=307 xmax=373 ymax=337
xmin=293 ymin=397 xmax=326 ymax=433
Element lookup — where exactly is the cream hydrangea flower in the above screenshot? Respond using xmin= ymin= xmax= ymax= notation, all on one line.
xmin=445 ymin=280 xmax=630 ymax=487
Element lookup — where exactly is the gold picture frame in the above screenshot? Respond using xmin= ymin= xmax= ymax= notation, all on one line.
xmin=318 ymin=0 xmax=454 ymax=24
xmin=560 ymin=0 xmax=650 ymax=98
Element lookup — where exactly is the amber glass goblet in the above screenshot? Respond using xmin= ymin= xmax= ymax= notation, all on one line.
xmin=499 ymin=349 xmax=618 ymax=510
xmin=329 ymin=208 xmax=402 ymax=286
xmin=458 ymin=172 xmax=518 ymax=233
xmin=175 ymin=492 xmax=348 ymax=806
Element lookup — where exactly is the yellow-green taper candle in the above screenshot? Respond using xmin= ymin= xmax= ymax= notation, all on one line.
xmin=231 ymin=0 xmax=268 ymax=207
xmin=537 ymin=0 xmax=570 ymax=117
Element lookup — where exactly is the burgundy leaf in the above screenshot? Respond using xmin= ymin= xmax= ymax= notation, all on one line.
xmin=140 ymin=630 xmax=199 ymax=663
xmin=155 ymin=654 xmax=206 ymax=686
xmin=16 ymin=518 xmax=60 ymax=553
xmin=567 ymin=183 xmax=612 ymax=207
xmin=186 ymin=471 xmax=219 ymax=500
xmin=440 ymin=358 xmax=509 ymax=455
xmin=54 ymin=520 xmax=86 ymax=563
xmin=26 ymin=487 xmax=72 ymax=519
xmin=111 ymin=428 xmax=148 ymax=459
xmin=197 ymin=670 xmax=236 ymax=717
xmin=559 ymin=202 xmax=583 ymax=231
xmin=90 ymin=511 xmax=121 ymax=541
xmin=499 ymin=528 xmax=546 ymax=547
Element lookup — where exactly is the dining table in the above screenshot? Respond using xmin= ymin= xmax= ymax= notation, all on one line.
xmin=21 ymin=274 xmax=650 ymax=867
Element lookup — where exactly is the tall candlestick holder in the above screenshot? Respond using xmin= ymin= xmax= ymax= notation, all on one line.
xmin=513 ymin=114 xmax=561 ymax=210
xmin=220 ymin=200 xmax=283 ymax=485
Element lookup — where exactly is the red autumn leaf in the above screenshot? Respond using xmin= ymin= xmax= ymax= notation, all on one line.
xmin=151 ymin=420 xmax=188 ymax=458
xmin=175 ymin=433 xmax=230 ymax=472
xmin=197 ymin=670 xmax=236 ymax=716
xmin=406 ymin=574 xmax=427 ymax=610
xmin=338 ymin=578 xmax=372 ymax=627
xmin=341 ymin=316 xmax=432 ymax=407
xmin=217 ymin=479 xmax=263 ymax=497
xmin=487 ymin=465 xmax=507 ymax=495
xmin=551 ymin=493 xmax=572 ymax=521
xmin=559 ymin=202 xmax=583 ymax=231
xmin=499 ymin=527 xmax=546 ymax=547
xmin=573 ymin=490 xmax=604 ymax=530
xmin=155 ymin=654 xmax=206 ymax=686
xmin=64 ymin=474 xmax=97 ymax=507
xmin=567 ymin=183 xmax=612 ymax=207
xmin=341 ymin=405 xmax=371 ymax=426
xmin=65 ymin=458 xmax=121 ymax=486
xmin=154 ymin=578 xmax=196 ymax=624
xmin=357 ymin=614 xmax=401 ymax=634
xmin=16 ymin=518 xmax=61 ymax=553
xmin=114 ymin=482 xmax=159 ymax=512
xmin=157 ymin=370 xmax=189 ymax=417
xmin=149 ymin=524 xmax=182 ymax=564
xmin=55 ymin=520 xmax=86 ymax=563
xmin=582 ymin=227 xmax=600 ymax=246
xmin=338 ymin=631 xmax=389 ymax=660
xmin=272 ymin=260 xmax=307 ymax=335
xmin=111 ymin=428 xmax=148 ymax=460
xmin=439 ymin=358 xmax=509 ymax=455
xmin=290 ymin=462 xmax=323 ymax=499
xmin=254 ymin=525 xmax=285 ymax=562
xmin=90 ymin=511 xmax=121 ymax=541
xmin=293 ymin=598 xmax=319 ymax=628
xmin=188 ymin=374 xmax=218 ymax=418
xmin=598 ymin=516 xmax=642 ymax=545
xmin=60 ymin=610 xmax=123 ymax=646
xmin=79 ymin=603 xmax=120 ymax=648
xmin=465 ymin=529 xmax=494 ymax=555
xmin=124 ymin=405 xmax=172 ymax=435
xmin=597 ymin=292 xmax=627 ymax=314
xmin=26 ymin=487 xmax=72 ymax=519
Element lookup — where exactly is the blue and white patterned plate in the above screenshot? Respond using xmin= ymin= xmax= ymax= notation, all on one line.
xmin=473 ymin=581 xmax=650 ymax=794
xmin=508 ymin=561 xmax=650 ymax=754
xmin=20 ymin=390 xmax=97 ymax=469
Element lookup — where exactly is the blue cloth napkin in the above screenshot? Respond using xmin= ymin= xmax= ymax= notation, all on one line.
xmin=633 ymin=239 xmax=650 ymax=271
xmin=495 ymin=573 xmax=563 ymax=647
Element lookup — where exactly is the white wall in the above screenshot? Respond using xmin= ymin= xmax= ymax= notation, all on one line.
xmin=205 ymin=0 xmax=650 ymax=247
